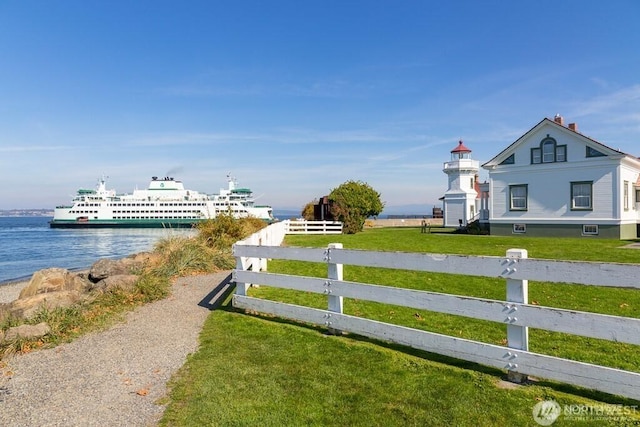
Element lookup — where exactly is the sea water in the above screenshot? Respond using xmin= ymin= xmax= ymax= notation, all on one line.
xmin=0 ymin=217 xmax=195 ymax=284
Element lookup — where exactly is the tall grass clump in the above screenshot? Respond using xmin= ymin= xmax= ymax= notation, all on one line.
xmin=152 ymin=215 xmax=267 ymax=278
xmin=196 ymin=213 xmax=266 ymax=250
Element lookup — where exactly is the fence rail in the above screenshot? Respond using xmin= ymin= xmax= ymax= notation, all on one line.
xmin=232 ymin=224 xmax=640 ymax=401
xmin=284 ymin=220 xmax=343 ymax=234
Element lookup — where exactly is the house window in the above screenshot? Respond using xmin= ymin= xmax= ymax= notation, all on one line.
xmin=624 ymin=181 xmax=629 ymax=210
xmin=531 ymin=136 xmax=566 ymax=164
xmin=571 ymin=181 xmax=593 ymax=210
xmin=500 ymin=154 xmax=515 ymax=165
xmin=513 ymin=224 xmax=526 ymax=233
xmin=583 ymin=225 xmax=599 ymax=235
xmin=509 ymin=184 xmax=528 ymax=211
xmin=542 ymin=140 xmax=555 ymax=163
xmin=586 ymin=146 xmax=606 ymax=157
xmin=531 ymin=148 xmax=541 ymax=164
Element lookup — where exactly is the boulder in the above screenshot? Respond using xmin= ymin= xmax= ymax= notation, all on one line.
xmin=3 ymin=322 xmax=51 ymax=341
xmin=89 ymin=259 xmax=133 ymax=282
xmin=19 ymin=268 xmax=93 ymax=299
xmin=94 ymin=274 xmax=139 ymax=293
xmin=89 ymin=253 xmax=157 ymax=282
xmin=9 ymin=290 xmax=87 ymax=320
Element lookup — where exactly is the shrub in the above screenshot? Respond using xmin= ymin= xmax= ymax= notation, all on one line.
xmin=329 ymin=180 xmax=384 ymax=234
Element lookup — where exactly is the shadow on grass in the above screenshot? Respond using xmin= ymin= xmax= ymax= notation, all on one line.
xmin=209 ymin=288 xmax=640 ymax=407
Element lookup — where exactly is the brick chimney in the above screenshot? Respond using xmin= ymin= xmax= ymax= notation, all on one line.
xmin=568 ymin=123 xmax=578 ymax=132
xmin=554 ymin=114 xmax=564 ymax=125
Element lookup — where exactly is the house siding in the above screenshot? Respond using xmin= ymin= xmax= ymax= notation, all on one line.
xmin=489 ymin=163 xmax=615 ymax=220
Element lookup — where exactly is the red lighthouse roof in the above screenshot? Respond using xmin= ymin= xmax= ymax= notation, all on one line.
xmin=451 ymin=140 xmax=471 ymax=153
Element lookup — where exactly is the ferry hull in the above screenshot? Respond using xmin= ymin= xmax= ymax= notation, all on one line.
xmin=49 ymin=219 xmax=199 ymax=229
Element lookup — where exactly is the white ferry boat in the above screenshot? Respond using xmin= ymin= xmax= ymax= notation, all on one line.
xmin=49 ymin=175 xmax=274 ymax=228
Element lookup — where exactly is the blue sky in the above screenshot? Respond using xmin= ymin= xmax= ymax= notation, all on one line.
xmin=1 ymin=1 xmax=639 ymax=213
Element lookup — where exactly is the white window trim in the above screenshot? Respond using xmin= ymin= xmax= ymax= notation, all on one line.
xmin=582 ymin=224 xmax=599 ymax=235
xmin=513 ymin=223 xmax=526 ymax=234
xmin=509 ymin=184 xmax=528 ymax=211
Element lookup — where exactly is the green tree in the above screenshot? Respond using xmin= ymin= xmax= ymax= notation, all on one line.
xmin=301 ymin=200 xmax=316 ymax=220
xmin=329 ymin=180 xmax=384 ymax=234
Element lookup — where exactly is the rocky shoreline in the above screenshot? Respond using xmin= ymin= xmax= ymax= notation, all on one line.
xmin=0 ymin=253 xmax=158 ymax=343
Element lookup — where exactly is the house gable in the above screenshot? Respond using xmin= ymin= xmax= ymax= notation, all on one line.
xmin=482 ymin=118 xmax=633 ymax=170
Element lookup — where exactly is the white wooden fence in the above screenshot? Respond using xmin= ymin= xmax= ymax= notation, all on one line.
xmin=284 ymin=220 xmax=343 ymax=234
xmin=232 ymin=225 xmax=640 ymax=401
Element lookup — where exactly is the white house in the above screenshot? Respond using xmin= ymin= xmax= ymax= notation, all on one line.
xmin=480 ymin=115 xmax=640 ymax=239
xmin=442 ymin=140 xmax=481 ymax=228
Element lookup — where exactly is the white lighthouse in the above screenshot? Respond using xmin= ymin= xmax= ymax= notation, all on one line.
xmin=442 ymin=140 xmax=479 ymax=228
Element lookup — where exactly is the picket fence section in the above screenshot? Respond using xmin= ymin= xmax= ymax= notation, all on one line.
xmin=232 ymin=224 xmax=640 ymax=401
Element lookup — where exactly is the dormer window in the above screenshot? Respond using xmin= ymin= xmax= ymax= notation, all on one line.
xmin=531 ymin=136 xmax=566 ymax=164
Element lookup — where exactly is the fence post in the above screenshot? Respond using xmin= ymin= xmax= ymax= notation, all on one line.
xmin=505 ymin=248 xmax=529 ymax=383
xmin=233 ymin=243 xmax=250 ymax=296
xmin=327 ymin=243 xmax=344 ymax=335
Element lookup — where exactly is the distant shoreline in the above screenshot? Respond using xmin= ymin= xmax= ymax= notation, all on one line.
xmin=0 ymin=209 xmax=53 ymax=217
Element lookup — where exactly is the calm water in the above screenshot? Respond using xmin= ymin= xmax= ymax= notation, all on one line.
xmin=0 ymin=217 xmax=195 ymax=284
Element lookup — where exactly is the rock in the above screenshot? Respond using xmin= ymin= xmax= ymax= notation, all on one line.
xmin=19 ymin=268 xmax=93 ymax=299
xmin=89 ymin=259 xmax=132 ymax=282
xmin=0 ymin=303 xmax=9 ymax=324
xmin=3 ymin=322 xmax=51 ymax=341
xmin=89 ymin=253 xmax=156 ymax=282
xmin=9 ymin=291 xmax=87 ymax=320
xmin=95 ymin=274 xmax=139 ymax=293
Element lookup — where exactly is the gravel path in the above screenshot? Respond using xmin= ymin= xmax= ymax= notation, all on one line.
xmin=0 ymin=271 xmax=232 ymax=427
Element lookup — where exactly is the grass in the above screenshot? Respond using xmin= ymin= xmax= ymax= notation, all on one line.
xmin=161 ymin=227 xmax=640 ymax=426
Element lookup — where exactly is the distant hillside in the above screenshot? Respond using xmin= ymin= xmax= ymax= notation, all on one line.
xmin=0 ymin=209 xmax=54 ymax=217
xmin=274 ymin=204 xmax=440 ymax=220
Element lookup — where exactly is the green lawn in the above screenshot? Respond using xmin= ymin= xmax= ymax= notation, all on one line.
xmin=161 ymin=228 xmax=640 ymax=426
